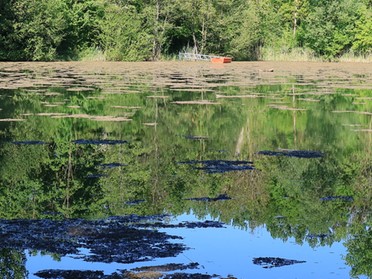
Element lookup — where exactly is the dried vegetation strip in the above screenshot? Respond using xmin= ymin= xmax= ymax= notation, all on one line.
xmin=171 ymin=100 xmax=220 ymax=105
xmin=0 ymin=118 xmax=25 ymax=122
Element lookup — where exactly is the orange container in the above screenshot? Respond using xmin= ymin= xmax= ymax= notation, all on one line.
xmin=211 ymin=57 xmax=232 ymax=63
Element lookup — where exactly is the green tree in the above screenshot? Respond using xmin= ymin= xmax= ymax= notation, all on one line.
xmin=11 ymin=0 xmax=68 ymax=60
xmin=344 ymin=228 xmax=372 ymax=278
xmin=229 ymin=0 xmax=280 ymax=60
xmin=299 ymin=0 xmax=363 ymax=59
xmin=0 ymin=249 xmax=28 ymax=278
xmin=142 ymin=0 xmax=176 ymax=60
xmin=0 ymin=0 xmax=17 ymax=60
xmin=352 ymin=5 xmax=372 ymax=54
xmin=58 ymin=0 xmax=106 ymax=58
xmin=100 ymin=2 xmax=152 ymax=61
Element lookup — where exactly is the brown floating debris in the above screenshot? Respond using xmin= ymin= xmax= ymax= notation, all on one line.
xmin=35 ymin=113 xmax=66 ymax=116
xmin=147 ymin=95 xmax=169 ymax=99
xmin=171 ymin=100 xmax=220 ymax=105
xmin=52 ymin=114 xmax=91 ymax=119
xmin=342 ymin=124 xmax=362 ymax=127
xmin=268 ymin=105 xmax=306 ymax=111
xmin=216 ymin=94 xmax=263 ymax=99
xmin=90 ymin=116 xmax=132 ymax=122
xmin=353 ymin=129 xmax=372 ymax=132
xmin=44 ymin=92 xmax=62 ymax=96
xmin=102 ymin=90 xmax=141 ymax=94
xmin=143 ymin=122 xmax=157 ymax=126
xmin=332 ymin=110 xmax=372 ymax=115
xmin=51 ymin=114 xmax=132 ymax=122
xmin=171 ymin=88 xmax=214 ymax=92
xmin=0 ymin=118 xmax=25 ymax=122
xmin=66 ymin=87 xmax=95 ymax=92
xmin=259 ymin=68 xmax=274 ymax=72
xmin=111 ymin=106 xmax=141 ymax=109
xmin=298 ymin=98 xmax=320 ymax=102
xmin=87 ymin=96 xmax=105 ymax=100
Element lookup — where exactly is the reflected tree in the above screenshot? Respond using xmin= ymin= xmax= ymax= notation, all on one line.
xmin=0 ymin=249 xmax=28 ymax=278
xmin=344 ymin=228 xmax=372 ymax=278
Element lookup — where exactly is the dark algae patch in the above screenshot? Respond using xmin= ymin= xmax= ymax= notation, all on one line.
xmin=12 ymin=140 xmax=46 ymax=145
xmin=86 ymin=173 xmax=108 ymax=178
xmin=35 ymin=270 xmax=118 ymax=279
xmin=99 ymin=162 xmax=127 ymax=168
xmin=0 ymin=215 xmax=223 ymax=270
xmin=73 ymin=139 xmax=128 ymax=145
xmin=320 ymin=196 xmax=354 ymax=202
xmin=125 ymin=199 xmax=146 ymax=205
xmin=258 ymin=150 xmax=324 ymax=158
xmin=131 ymin=262 xmax=200 ymax=272
xmin=178 ymin=160 xmax=254 ymax=173
xmin=137 ymin=220 xmax=225 ymax=229
xmin=253 ymin=257 xmax=306 ymax=268
xmin=35 ymin=269 xmax=237 ymax=279
xmin=182 ymin=135 xmax=208 ymax=140
xmin=0 ymin=216 xmax=186 ymax=264
xmin=185 ymin=194 xmax=232 ymax=202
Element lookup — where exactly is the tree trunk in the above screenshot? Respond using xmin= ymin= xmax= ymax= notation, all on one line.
xmin=152 ymin=0 xmax=161 ymax=60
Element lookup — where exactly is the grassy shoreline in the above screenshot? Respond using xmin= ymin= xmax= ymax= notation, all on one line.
xmin=75 ymin=48 xmax=372 ymax=63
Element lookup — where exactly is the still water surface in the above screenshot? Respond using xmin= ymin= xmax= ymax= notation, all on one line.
xmin=0 ymin=61 xmax=371 ymax=278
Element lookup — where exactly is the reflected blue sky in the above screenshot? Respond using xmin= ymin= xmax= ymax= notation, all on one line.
xmin=26 ymin=212 xmax=364 ymax=279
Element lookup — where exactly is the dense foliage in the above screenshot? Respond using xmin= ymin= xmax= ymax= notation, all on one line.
xmin=0 ymin=0 xmax=371 ymax=61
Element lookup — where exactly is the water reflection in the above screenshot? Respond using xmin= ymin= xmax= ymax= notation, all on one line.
xmin=0 ymin=62 xmax=371 ymax=278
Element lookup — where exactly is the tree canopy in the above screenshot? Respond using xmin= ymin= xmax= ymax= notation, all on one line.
xmin=0 ymin=0 xmax=371 ymax=61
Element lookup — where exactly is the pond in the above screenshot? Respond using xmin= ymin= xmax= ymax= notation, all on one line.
xmin=0 ymin=61 xmax=371 ymax=279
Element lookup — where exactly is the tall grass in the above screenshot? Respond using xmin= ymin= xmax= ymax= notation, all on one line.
xmin=338 ymin=51 xmax=372 ymax=63
xmin=260 ymin=46 xmax=320 ymax=62
xmin=260 ymin=46 xmax=372 ymax=62
xmin=77 ymin=47 xmax=106 ymax=61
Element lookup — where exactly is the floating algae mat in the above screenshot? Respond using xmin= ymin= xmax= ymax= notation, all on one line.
xmin=0 ymin=61 xmax=371 ymax=279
